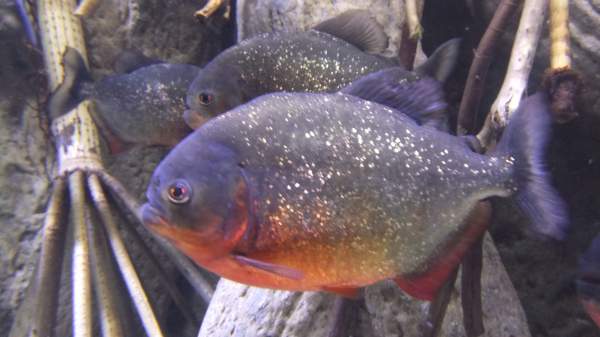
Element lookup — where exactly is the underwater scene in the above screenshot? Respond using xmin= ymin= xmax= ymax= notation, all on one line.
xmin=1 ymin=0 xmax=600 ymax=336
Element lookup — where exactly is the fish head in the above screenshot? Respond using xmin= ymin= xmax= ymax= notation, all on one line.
xmin=142 ymin=140 xmax=251 ymax=261
xmin=185 ymin=67 xmax=245 ymax=129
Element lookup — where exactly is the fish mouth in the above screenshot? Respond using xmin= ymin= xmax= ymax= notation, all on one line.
xmin=141 ymin=203 xmax=172 ymax=233
xmin=183 ymin=109 xmax=209 ymax=130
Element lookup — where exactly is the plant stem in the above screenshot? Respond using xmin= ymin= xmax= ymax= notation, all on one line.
xmin=457 ymin=0 xmax=521 ymax=136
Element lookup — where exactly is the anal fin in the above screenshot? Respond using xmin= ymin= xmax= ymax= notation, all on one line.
xmin=394 ymin=203 xmax=492 ymax=301
xmin=322 ymin=286 xmax=361 ymax=299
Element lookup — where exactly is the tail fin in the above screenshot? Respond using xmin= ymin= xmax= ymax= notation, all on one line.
xmin=47 ymin=47 xmax=93 ymax=119
xmin=495 ymin=92 xmax=568 ymax=240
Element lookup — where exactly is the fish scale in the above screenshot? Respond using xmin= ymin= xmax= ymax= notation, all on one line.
xmin=228 ymin=31 xmax=393 ymax=93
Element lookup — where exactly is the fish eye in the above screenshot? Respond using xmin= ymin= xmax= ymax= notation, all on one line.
xmin=198 ymin=92 xmax=213 ymax=106
xmin=167 ymin=180 xmax=192 ymax=204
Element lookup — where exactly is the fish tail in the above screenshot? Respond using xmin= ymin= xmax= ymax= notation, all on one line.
xmin=47 ymin=47 xmax=93 ymax=119
xmin=495 ymin=92 xmax=568 ymax=240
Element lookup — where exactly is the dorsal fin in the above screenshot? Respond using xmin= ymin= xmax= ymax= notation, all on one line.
xmin=340 ymin=67 xmax=449 ymax=131
xmin=313 ymin=10 xmax=388 ymax=54
xmin=415 ymin=38 xmax=461 ymax=83
xmin=112 ymin=49 xmax=163 ymax=74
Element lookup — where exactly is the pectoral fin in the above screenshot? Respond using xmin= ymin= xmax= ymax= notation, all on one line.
xmin=233 ymin=255 xmax=304 ymax=280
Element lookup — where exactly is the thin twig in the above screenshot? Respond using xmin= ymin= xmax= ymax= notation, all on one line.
xmin=479 ymin=0 xmax=548 ymax=146
xmin=457 ymin=0 xmax=521 ymax=136
xmin=461 ymin=237 xmax=484 ymax=337
xmin=87 ymin=207 xmax=125 ymax=337
xmin=195 ymin=0 xmax=224 ymax=19
xmin=422 ymin=269 xmax=458 ymax=337
xmin=96 ymin=171 xmax=142 ymax=219
xmin=74 ymin=0 xmax=101 ymax=17
xmin=541 ymin=0 xmax=580 ymax=123
xmin=31 ymin=178 xmax=67 ymax=337
xmin=405 ymin=0 xmax=423 ymax=40
xmin=549 ymin=0 xmax=570 ymax=69
xmin=70 ymin=170 xmax=93 ymax=337
xmin=88 ymin=174 xmax=165 ymax=337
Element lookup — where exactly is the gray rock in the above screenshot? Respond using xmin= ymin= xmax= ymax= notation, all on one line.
xmin=199 ymin=235 xmax=531 ymax=337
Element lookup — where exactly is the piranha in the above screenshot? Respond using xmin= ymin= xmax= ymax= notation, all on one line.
xmin=142 ymin=86 xmax=568 ymax=300
xmin=577 ymin=234 xmax=600 ymax=328
xmin=48 ymin=47 xmax=199 ymax=151
xmin=184 ymin=9 xmax=460 ymax=129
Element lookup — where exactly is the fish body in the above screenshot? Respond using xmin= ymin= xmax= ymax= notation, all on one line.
xmin=89 ymin=63 xmax=199 ymax=147
xmin=143 ymin=92 xmax=567 ymax=300
xmin=184 ymin=30 xmax=395 ymax=128
xmin=49 ymin=48 xmax=198 ymax=149
xmin=183 ymin=10 xmax=403 ymax=128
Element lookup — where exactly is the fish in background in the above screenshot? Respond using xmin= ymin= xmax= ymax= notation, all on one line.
xmin=48 ymin=48 xmax=199 ymax=152
xmin=142 ymin=74 xmax=568 ymax=300
xmin=184 ymin=9 xmax=460 ymax=129
xmin=577 ymin=234 xmax=600 ymax=328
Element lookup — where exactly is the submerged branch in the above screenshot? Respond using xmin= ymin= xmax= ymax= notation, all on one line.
xmin=74 ymin=0 xmax=102 ymax=17
xmin=195 ymin=0 xmax=228 ymax=20
xmin=478 ymin=0 xmax=548 ymax=147
xmin=31 ymin=178 xmax=67 ymax=337
xmin=88 ymin=174 xmax=165 ymax=337
xmin=542 ymin=0 xmax=580 ymax=123
xmin=405 ymin=0 xmax=423 ymax=40
xmin=457 ymin=0 xmax=520 ymax=136
xmin=88 ymin=206 xmax=126 ymax=337
xmin=549 ymin=0 xmax=570 ymax=69
xmin=70 ymin=170 xmax=93 ymax=337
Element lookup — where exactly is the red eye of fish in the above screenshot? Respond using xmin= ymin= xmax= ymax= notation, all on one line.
xmin=167 ymin=180 xmax=191 ymax=204
xmin=198 ymin=92 xmax=213 ymax=106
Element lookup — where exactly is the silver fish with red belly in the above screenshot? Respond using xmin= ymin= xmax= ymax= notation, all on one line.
xmin=141 ymin=91 xmax=568 ymax=300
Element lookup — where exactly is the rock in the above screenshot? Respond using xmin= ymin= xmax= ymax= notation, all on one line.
xmin=0 ymin=3 xmax=52 ymax=336
xmin=200 ymin=235 xmax=531 ymax=337
xmin=198 ymin=281 xmax=376 ymax=337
